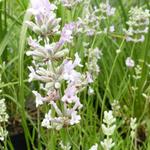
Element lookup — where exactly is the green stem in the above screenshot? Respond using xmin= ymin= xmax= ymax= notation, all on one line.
xmin=100 ymin=39 xmax=125 ymax=124
xmin=67 ymin=128 xmax=80 ymax=150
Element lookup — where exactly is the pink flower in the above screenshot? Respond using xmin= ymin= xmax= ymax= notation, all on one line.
xmin=63 ymin=53 xmax=82 ymax=82
xmin=125 ymin=57 xmax=135 ymax=68
xmin=59 ymin=23 xmax=75 ymax=44
xmin=27 ymin=0 xmax=60 ymax=35
xmin=62 ymin=85 xmax=79 ymax=103
xmin=30 ymin=0 xmax=56 ymax=13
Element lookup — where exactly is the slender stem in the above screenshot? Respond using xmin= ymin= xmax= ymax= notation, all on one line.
xmin=37 ymin=108 xmax=41 ymax=149
xmin=100 ymin=39 xmax=125 ymax=124
xmin=67 ymin=128 xmax=80 ymax=150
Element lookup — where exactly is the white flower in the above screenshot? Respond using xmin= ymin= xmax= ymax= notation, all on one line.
xmin=0 ymin=71 xmax=9 ymax=142
xmin=109 ymin=25 xmax=115 ymax=32
xmin=111 ymin=100 xmax=121 ymax=117
xmin=102 ymin=124 xmax=116 ymax=136
xmin=101 ymin=138 xmax=115 ymax=150
xmin=101 ymin=110 xmax=116 ymax=150
xmin=130 ymin=117 xmax=137 ymax=139
xmin=41 ymin=111 xmax=52 ymax=129
xmin=41 ymin=110 xmax=63 ymax=130
xmin=60 ymin=141 xmax=71 ymax=150
xmin=89 ymin=143 xmax=98 ymax=150
xmin=103 ymin=111 xmax=116 ymax=126
xmin=130 ymin=117 xmax=137 ymax=128
xmin=86 ymin=72 xmax=94 ymax=83
xmin=0 ymin=99 xmax=7 ymax=115
xmin=0 ymin=99 xmax=9 ymax=123
xmin=32 ymin=91 xmax=44 ymax=107
xmin=0 ymin=127 xmax=8 ymax=141
xmin=88 ymin=87 xmax=94 ymax=95
xmin=28 ymin=65 xmax=55 ymax=83
xmin=70 ymin=111 xmax=81 ymax=125
xmin=125 ymin=57 xmax=135 ymax=68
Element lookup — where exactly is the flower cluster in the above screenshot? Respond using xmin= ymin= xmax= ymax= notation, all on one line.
xmin=124 ymin=7 xmax=150 ymax=43
xmin=99 ymin=1 xmax=116 ymax=17
xmin=27 ymin=0 xmax=91 ymax=130
xmin=133 ymin=64 xmax=142 ymax=80
xmin=101 ymin=111 xmax=116 ymax=150
xmin=77 ymin=2 xmax=101 ymax=36
xmin=0 ymin=69 xmax=9 ymax=141
xmin=83 ymin=44 xmax=102 ymax=95
xmin=61 ymin=0 xmax=83 ymax=8
xmin=89 ymin=111 xmax=116 ymax=150
xmin=0 ymin=99 xmax=9 ymax=141
xmin=76 ymin=0 xmax=116 ymax=36
xmin=86 ymin=47 xmax=102 ymax=80
xmin=111 ymin=100 xmax=121 ymax=117
xmin=130 ymin=117 xmax=137 ymax=139
xmin=98 ymin=0 xmax=116 ymax=34
xmin=26 ymin=0 xmax=61 ymax=35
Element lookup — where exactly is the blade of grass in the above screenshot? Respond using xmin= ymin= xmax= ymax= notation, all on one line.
xmin=0 ymin=12 xmax=24 ymax=57
xmin=117 ymin=0 xmax=128 ymax=28
xmin=18 ymin=4 xmax=32 ymax=150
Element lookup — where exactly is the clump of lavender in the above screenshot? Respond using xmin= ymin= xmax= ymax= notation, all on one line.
xmin=76 ymin=0 xmax=116 ymax=36
xmin=83 ymin=44 xmax=102 ymax=95
xmin=99 ymin=0 xmax=116 ymax=17
xmin=124 ymin=7 xmax=150 ymax=43
xmin=27 ymin=0 xmax=91 ymax=130
xmin=101 ymin=111 xmax=116 ymax=150
xmin=76 ymin=1 xmax=101 ymax=36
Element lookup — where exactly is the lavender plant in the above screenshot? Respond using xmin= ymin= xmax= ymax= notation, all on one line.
xmin=124 ymin=7 xmax=150 ymax=43
xmin=26 ymin=0 xmax=92 ymax=131
xmin=1 ymin=0 xmax=150 ymax=149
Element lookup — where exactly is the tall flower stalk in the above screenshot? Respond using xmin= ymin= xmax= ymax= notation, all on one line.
xmin=27 ymin=0 xmax=91 ymax=131
xmin=101 ymin=111 xmax=116 ymax=150
xmin=124 ymin=7 xmax=150 ymax=43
